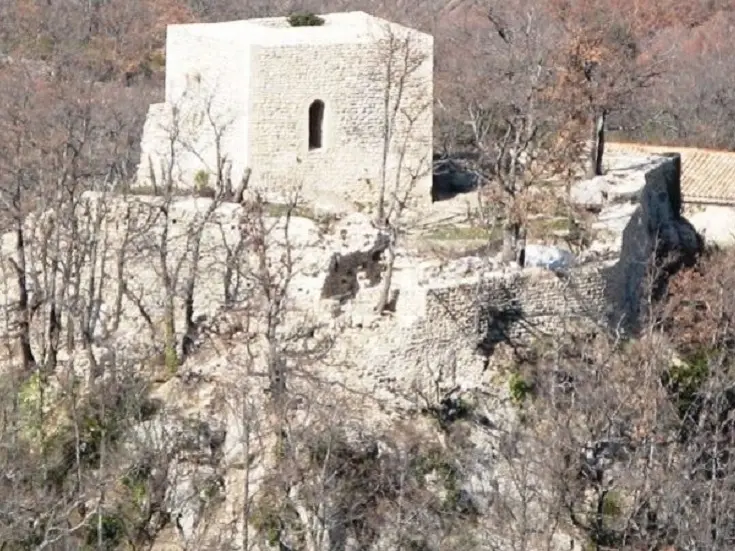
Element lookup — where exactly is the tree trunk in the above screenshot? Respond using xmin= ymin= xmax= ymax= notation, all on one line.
xmin=374 ymin=231 xmax=396 ymax=313
xmin=502 ymin=221 xmax=521 ymax=264
xmin=181 ymin=210 xmax=216 ymax=362
xmin=516 ymin=226 xmax=527 ymax=268
xmin=12 ymin=225 xmax=36 ymax=371
xmin=588 ymin=110 xmax=607 ymax=178
xmin=233 ymin=167 xmax=251 ymax=204
xmin=267 ymin=337 xmax=287 ymax=403
xmin=162 ymin=297 xmax=178 ymax=373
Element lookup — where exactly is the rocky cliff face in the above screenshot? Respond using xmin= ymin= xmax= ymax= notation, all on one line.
xmin=601 ymin=153 xmax=703 ymax=332
xmin=1 ymin=151 xmax=699 ymax=551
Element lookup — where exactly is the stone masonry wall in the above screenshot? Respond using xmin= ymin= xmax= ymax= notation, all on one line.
xmin=3 ymin=150 xmax=690 ymax=401
xmin=425 ymin=265 xmax=611 ymax=348
xmin=135 ymin=17 xmax=434 ymax=211
xmin=136 ymin=28 xmax=250 ymax=191
xmin=0 ymin=184 xmax=688 ymax=411
xmin=247 ymin=27 xmax=433 ymax=209
xmin=0 ymin=189 xmax=608 ymax=398
xmin=311 ymin=264 xmax=612 ymax=404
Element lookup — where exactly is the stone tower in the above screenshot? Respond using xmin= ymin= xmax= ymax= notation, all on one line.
xmin=136 ymin=11 xmax=434 ymax=208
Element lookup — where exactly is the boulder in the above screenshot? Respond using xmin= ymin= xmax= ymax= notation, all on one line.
xmin=523 ymin=244 xmax=576 ymax=271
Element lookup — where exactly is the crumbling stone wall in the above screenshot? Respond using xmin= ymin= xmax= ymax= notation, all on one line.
xmin=320 ymin=233 xmax=389 ymax=301
xmin=313 ymin=264 xmax=613 ymax=403
xmin=603 ymin=152 xmax=703 ymax=332
xmin=423 ymin=265 xmax=610 ymax=352
xmin=1 ymin=149 xmax=698 ymax=399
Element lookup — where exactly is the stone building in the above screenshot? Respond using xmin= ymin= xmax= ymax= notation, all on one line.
xmin=136 ymin=11 xmax=434 ymax=207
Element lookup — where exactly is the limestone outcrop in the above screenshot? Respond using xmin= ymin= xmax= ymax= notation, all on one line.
xmin=0 ymin=146 xmax=706 ymax=551
xmin=600 ymin=153 xmax=703 ymax=332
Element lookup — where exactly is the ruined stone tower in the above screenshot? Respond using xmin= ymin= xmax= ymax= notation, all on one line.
xmin=136 ymin=11 xmax=434 ymax=207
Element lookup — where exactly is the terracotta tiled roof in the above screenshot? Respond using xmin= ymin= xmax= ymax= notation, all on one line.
xmin=607 ymin=142 xmax=735 ymax=205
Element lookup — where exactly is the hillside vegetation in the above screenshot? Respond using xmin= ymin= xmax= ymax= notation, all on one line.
xmin=1 ymin=1 xmax=735 ymax=550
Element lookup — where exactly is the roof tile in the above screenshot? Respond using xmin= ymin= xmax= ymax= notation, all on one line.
xmin=607 ymin=142 xmax=735 ymax=205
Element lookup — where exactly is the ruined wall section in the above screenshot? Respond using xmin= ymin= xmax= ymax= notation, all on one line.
xmin=9 ymin=147 xmax=688 ymax=398
xmin=603 ymin=152 xmax=702 ymax=332
xmin=2 ymin=192 xmax=611 ymax=393
xmin=425 ymin=266 xmax=610 ymax=342
xmin=328 ymin=154 xmax=698 ymax=400
xmin=2 ymin=153 xmax=687 ymax=393
xmin=1 ymin=190 xmax=612 ymax=401
xmin=317 ymin=264 xmax=613 ymax=404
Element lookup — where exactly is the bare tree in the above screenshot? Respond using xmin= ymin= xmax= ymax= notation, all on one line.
xmin=125 ymin=82 xmax=238 ymax=371
xmin=448 ymin=0 xmax=582 ymax=264
xmin=373 ymin=22 xmax=432 ymax=225
xmin=630 ymin=19 xmax=735 ymax=149
xmin=547 ymin=0 xmax=668 ymax=177
xmin=198 ymin=186 xmax=347 ymax=550
xmin=247 ymin=385 xmax=476 ymax=551
xmin=370 ymin=22 xmax=433 ymax=313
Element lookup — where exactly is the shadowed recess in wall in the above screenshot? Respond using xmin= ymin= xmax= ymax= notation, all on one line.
xmin=431 ymin=154 xmax=480 ymax=202
xmin=602 ymin=153 xmax=704 ymax=334
xmin=321 ymin=233 xmax=390 ymax=302
xmin=474 ymin=284 xmax=526 ymax=357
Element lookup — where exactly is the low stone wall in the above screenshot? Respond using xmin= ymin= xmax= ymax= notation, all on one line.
xmin=425 ymin=264 xmax=610 ymax=348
